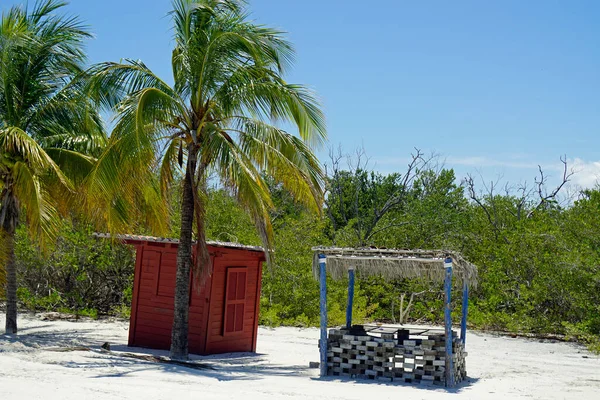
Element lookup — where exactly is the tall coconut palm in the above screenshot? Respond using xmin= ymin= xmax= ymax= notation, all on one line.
xmin=0 ymin=0 xmax=106 ymax=333
xmin=87 ymin=0 xmax=326 ymax=359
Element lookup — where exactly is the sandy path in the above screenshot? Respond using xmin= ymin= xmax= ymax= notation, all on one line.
xmin=1 ymin=313 xmax=599 ymax=399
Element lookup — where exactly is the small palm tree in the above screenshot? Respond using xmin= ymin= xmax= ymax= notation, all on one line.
xmin=88 ymin=0 xmax=326 ymax=359
xmin=0 ymin=0 xmax=106 ymax=333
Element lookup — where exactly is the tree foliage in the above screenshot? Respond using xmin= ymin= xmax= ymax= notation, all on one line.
xmin=15 ymin=221 xmax=135 ymax=317
xmin=0 ymin=0 xmax=105 ymax=333
xmin=86 ymin=0 xmax=326 ymax=359
xmin=11 ymin=165 xmax=600 ymax=351
xmin=1 ymin=1 xmax=598 ymax=354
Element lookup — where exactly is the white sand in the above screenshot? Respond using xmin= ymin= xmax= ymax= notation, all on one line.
xmin=1 ymin=313 xmax=599 ymax=399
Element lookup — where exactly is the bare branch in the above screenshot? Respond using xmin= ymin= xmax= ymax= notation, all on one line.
xmin=365 ymin=221 xmax=409 ymax=242
xmin=397 ymin=289 xmax=433 ymax=324
xmin=322 ymin=146 xmax=346 ymax=243
xmin=361 ymin=148 xmax=428 ymax=244
xmin=376 ymin=148 xmax=425 ymax=218
xmin=464 ymin=174 xmax=496 ymax=232
xmin=527 ymin=156 xmax=574 ymax=218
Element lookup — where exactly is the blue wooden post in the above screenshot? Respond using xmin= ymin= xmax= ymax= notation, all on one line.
xmin=318 ymin=254 xmax=328 ymax=377
xmin=346 ymin=267 xmax=355 ymax=329
xmin=460 ymin=280 xmax=469 ymax=346
xmin=444 ymin=257 xmax=455 ymax=388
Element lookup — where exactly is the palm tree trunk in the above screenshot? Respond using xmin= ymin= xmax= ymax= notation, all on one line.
xmin=4 ymin=230 xmax=16 ymax=334
xmin=1 ymin=191 xmax=19 ymax=334
xmin=170 ymin=145 xmax=197 ymax=360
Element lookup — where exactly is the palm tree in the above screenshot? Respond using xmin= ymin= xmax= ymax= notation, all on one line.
xmin=88 ymin=0 xmax=326 ymax=359
xmin=0 ymin=0 xmax=106 ymax=333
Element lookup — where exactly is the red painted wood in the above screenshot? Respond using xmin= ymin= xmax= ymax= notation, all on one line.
xmin=223 ymin=267 xmax=248 ymax=335
xmin=133 ymin=330 xmax=170 ymax=344
xmin=188 ymin=252 xmax=209 ymax=353
xmin=252 ymin=259 xmax=263 ymax=352
xmin=205 ymin=340 xmax=253 ymax=354
xmin=150 ymin=250 xmax=163 ymax=297
xmin=202 ymin=255 xmax=219 ymax=354
xmin=135 ymin=311 xmax=174 ymax=323
xmin=128 ymin=246 xmax=144 ymax=346
xmin=126 ymin=240 xmax=264 ymax=355
xmin=136 ymin=322 xmax=172 ymax=336
xmin=136 ymin=304 xmax=174 ymax=315
xmin=205 ymin=263 xmax=257 ymax=353
xmin=204 ymin=260 xmax=223 ymax=354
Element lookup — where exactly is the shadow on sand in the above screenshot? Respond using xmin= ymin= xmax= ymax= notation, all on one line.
xmin=3 ymin=326 xmax=478 ymax=391
xmin=1 ymin=327 xmax=312 ymax=382
xmin=313 ymin=375 xmax=479 ymax=394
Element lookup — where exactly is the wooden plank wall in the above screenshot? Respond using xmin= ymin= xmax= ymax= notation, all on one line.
xmin=130 ymin=242 xmax=208 ymax=353
xmin=204 ymin=255 xmax=261 ymax=354
xmin=129 ymin=241 xmax=264 ymax=355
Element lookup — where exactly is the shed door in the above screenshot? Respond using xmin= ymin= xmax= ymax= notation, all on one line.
xmin=223 ymin=267 xmax=247 ymax=335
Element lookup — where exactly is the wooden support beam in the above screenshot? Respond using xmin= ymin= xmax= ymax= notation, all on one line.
xmin=444 ymin=257 xmax=455 ymax=388
xmin=346 ymin=267 xmax=355 ymax=329
xmin=460 ymin=280 xmax=469 ymax=346
xmin=318 ymin=254 xmax=328 ymax=377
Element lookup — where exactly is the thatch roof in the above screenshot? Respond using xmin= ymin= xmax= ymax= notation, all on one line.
xmin=312 ymin=247 xmax=478 ymax=288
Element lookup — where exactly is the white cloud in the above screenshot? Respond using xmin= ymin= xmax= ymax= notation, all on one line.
xmin=445 ymin=156 xmax=600 ymax=189
xmin=375 ymin=154 xmax=600 ymax=190
xmin=444 ymin=156 xmax=540 ymax=170
xmin=376 ymin=154 xmax=548 ymax=171
xmin=570 ymin=158 xmax=600 ymax=188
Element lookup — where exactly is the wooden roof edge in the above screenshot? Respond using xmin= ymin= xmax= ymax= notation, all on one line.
xmin=93 ymin=233 xmax=266 ymax=255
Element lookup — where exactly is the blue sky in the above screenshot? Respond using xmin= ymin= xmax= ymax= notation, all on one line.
xmin=8 ymin=0 xmax=600 ymax=189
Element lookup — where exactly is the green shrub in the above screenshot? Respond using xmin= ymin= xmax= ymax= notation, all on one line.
xmin=15 ymin=221 xmax=135 ymax=317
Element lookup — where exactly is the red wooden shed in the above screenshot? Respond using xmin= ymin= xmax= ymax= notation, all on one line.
xmin=102 ymin=234 xmax=265 ymax=355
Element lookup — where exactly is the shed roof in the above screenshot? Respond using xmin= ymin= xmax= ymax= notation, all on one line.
xmin=312 ymin=247 xmax=478 ymax=288
xmin=93 ymin=233 xmax=266 ymax=254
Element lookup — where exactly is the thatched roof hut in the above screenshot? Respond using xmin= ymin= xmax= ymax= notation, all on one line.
xmin=312 ymin=246 xmax=478 ymax=385
xmin=312 ymin=247 xmax=478 ymax=288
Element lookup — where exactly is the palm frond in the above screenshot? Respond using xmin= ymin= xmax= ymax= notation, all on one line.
xmin=203 ymin=129 xmax=275 ymax=247
xmin=84 ymin=84 xmax=186 ymax=210
xmin=30 ymin=1 xmax=69 ymax=24
xmin=84 ymin=0 xmax=327 ymax=270
xmin=0 ymin=126 xmax=73 ymax=190
xmin=214 ymin=70 xmax=326 ymax=147
xmin=0 ymin=0 xmax=105 ymax=294
xmin=224 ymin=117 xmax=325 ymax=213
xmin=86 ymin=60 xmax=183 ymax=114
xmin=160 ymin=137 xmax=183 ymax=198
xmin=12 ymin=161 xmax=60 ymax=245
xmin=28 ymin=75 xmax=107 ymax=155
xmin=45 ymin=148 xmax=95 ymax=183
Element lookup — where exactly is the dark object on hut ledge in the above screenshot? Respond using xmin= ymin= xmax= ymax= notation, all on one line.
xmin=348 ymin=325 xmax=368 ymax=336
xmin=397 ymin=329 xmax=410 ymax=344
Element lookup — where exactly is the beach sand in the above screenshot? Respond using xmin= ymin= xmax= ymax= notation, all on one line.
xmin=1 ymin=313 xmax=599 ymax=399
